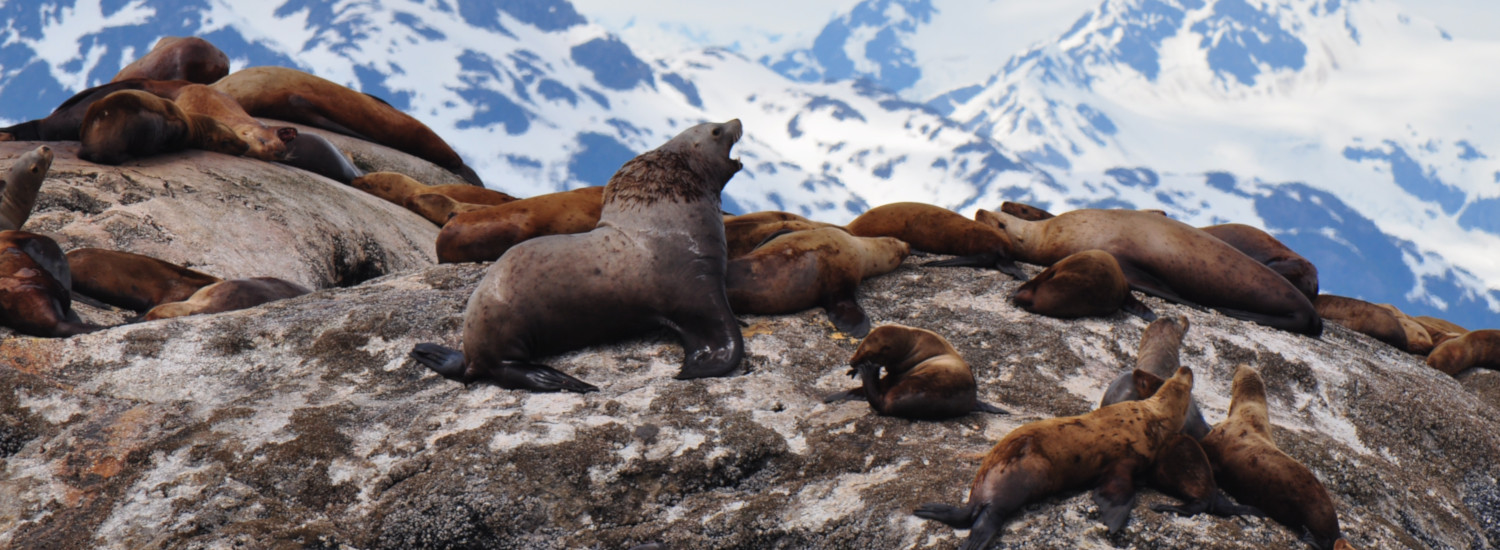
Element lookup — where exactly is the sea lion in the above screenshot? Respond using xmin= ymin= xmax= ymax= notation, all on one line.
xmin=210 ymin=66 xmax=483 ymax=185
xmin=1413 ymin=315 xmax=1466 ymax=347
xmin=999 ymin=200 xmax=1055 ymax=221
xmin=725 ymin=227 xmax=909 ymax=337
xmin=914 ymin=367 xmax=1197 ymax=548
xmin=0 ymin=145 xmax=54 ymax=231
xmin=1199 ymin=223 xmax=1319 ymax=302
xmin=435 ymin=186 xmax=604 ymax=263
xmin=1426 ymin=329 xmax=1500 ymax=376
xmin=0 ymin=231 xmax=102 ymax=337
xmin=408 ymin=120 xmax=746 ymax=393
xmin=1200 ymin=365 xmax=1356 ymax=550
xmin=404 ymin=193 xmax=488 ymax=226
xmin=1011 ymin=248 xmax=1154 ymax=320
xmin=277 ymin=132 xmax=364 ymax=184
xmin=845 ymin=202 xmax=1024 ymax=277
xmin=172 ymin=84 xmax=297 ymax=161
xmin=143 ymin=277 xmax=310 ymax=320
xmin=722 ymin=211 xmax=811 ymax=225
xmin=0 ymin=79 xmax=192 ymax=142
xmin=724 ymin=217 xmax=840 ymax=258
xmin=351 ymin=171 xmax=516 ymax=209
xmin=1312 ymin=294 xmax=1408 ymax=351
xmin=111 ymin=36 xmax=229 ymax=84
xmin=1098 ymin=315 xmax=1211 ymax=439
xmin=821 ymin=324 xmax=1006 ymax=419
xmin=66 ymin=248 xmax=221 ymax=312
xmin=979 ymin=208 xmax=1322 ymax=336
xmin=1375 ymin=304 xmax=1433 ymax=354
xmin=78 ymin=89 xmax=249 ymax=165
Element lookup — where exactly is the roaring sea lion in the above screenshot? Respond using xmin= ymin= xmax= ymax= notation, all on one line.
xmin=172 ymin=84 xmax=297 ymax=161
xmin=0 ymin=79 xmax=192 ymax=142
xmin=1426 ymin=329 xmax=1500 ymax=376
xmin=111 ymin=36 xmax=229 ymax=84
xmin=1011 ymin=248 xmax=1154 ymax=320
xmin=408 ymin=120 xmax=747 ymax=393
xmin=66 ymin=248 xmax=221 ymax=312
xmin=276 ymin=132 xmax=364 ymax=184
xmin=143 ymin=277 xmax=310 ymax=320
xmin=404 ymin=193 xmax=488 ymax=226
xmin=1199 ymin=223 xmax=1319 ymax=302
xmin=914 ymin=367 xmax=1197 ymax=548
xmin=0 ymin=145 xmax=55 ymax=231
xmin=1312 ymin=294 xmax=1408 ymax=351
xmin=352 ymin=171 xmax=515 ymax=209
xmin=724 ymin=217 xmax=840 ymax=258
xmin=725 ymin=227 xmax=908 ymax=337
xmin=999 ymin=200 xmax=1055 ymax=221
xmin=78 ymin=90 xmax=249 ymax=165
xmin=822 ymin=324 xmax=1006 ymax=419
xmin=979 ymin=208 xmax=1322 ymax=336
xmin=846 ymin=202 xmax=1024 ymax=277
xmin=435 ymin=186 xmax=604 ymax=263
xmin=211 ymin=66 xmax=483 ymax=185
xmin=0 ymin=231 xmax=102 ymax=337
xmin=1098 ymin=315 xmax=1211 ymax=439
xmin=1201 ymin=365 xmax=1357 ymax=550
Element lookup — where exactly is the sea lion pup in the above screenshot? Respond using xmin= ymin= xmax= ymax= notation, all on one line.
xmin=351 ymin=171 xmax=515 ymax=209
xmin=723 ymin=217 xmax=840 ymax=258
xmin=276 ymin=132 xmax=364 ymax=183
xmin=0 ymin=79 xmax=192 ymax=142
xmin=1200 ymin=366 xmax=1357 ymax=550
xmin=142 ymin=277 xmax=310 ymax=320
xmin=111 ymin=36 xmax=229 ymax=84
xmin=1011 ymin=249 xmax=1155 ymax=320
xmin=210 ymin=66 xmax=483 ymax=185
xmin=1426 ymin=329 xmax=1500 ymax=376
xmin=0 ymin=231 xmax=102 ymax=337
xmin=408 ymin=120 xmax=746 ymax=393
xmin=404 ymin=193 xmax=488 ymax=226
xmin=978 ymin=208 xmax=1322 ymax=336
xmin=845 ymin=202 xmax=1025 ymax=277
xmin=0 ymin=145 xmax=55 ymax=231
xmin=78 ymin=89 xmax=249 ymax=165
xmin=435 ymin=186 xmax=606 ymax=263
xmin=172 ymin=84 xmax=297 ymax=161
xmin=725 ymin=227 xmax=909 ymax=337
xmin=999 ymin=200 xmax=1055 ymax=221
xmin=1098 ymin=316 xmax=1211 ymax=439
xmin=66 ymin=248 xmax=221 ymax=312
xmin=1312 ymin=294 xmax=1408 ymax=350
xmin=914 ymin=367 xmax=1197 ymax=548
xmin=822 ymin=324 xmax=1006 ymax=419
xmin=1199 ymin=223 xmax=1319 ymax=302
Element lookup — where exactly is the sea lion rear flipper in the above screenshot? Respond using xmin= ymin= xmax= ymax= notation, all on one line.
xmin=921 ymin=252 xmax=1028 ymax=279
xmin=286 ymin=94 xmax=371 ymax=140
xmin=1121 ymin=292 xmax=1157 ymax=321
xmin=822 ymin=293 xmax=870 ymax=337
xmin=1119 ymin=264 xmax=1206 ymax=311
xmin=496 ymin=361 xmax=599 ymax=394
xmin=823 ymin=387 xmax=867 ymax=403
xmin=1149 ymin=499 xmax=1208 ymax=516
xmin=409 ymin=343 xmax=467 ymax=380
xmin=1092 ymin=459 xmax=1141 ymax=534
xmin=912 ymin=502 xmax=977 ymax=529
xmin=972 ymin=400 xmax=1009 ymax=415
xmin=70 ymin=290 xmax=116 ymax=312
xmin=1206 ymin=491 xmax=1264 ymax=518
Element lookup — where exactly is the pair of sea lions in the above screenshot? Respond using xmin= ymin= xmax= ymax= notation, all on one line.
xmin=0 ymin=230 xmax=101 ymax=337
xmin=1099 ymin=316 xmax=1211 ymax=438
xmin=1315 ymin=294 xmax=1469 ymax=355
xmin=846 ymin=202 xmax=1025 ymax=277
xmin=68 ymin=249 xmax=308 ymax=320
xmin=172 ymin=84 xmax=298 ymax=161
xmin=144 ymin=277 xmax=310 ymax=320
xmin=1426 ymin=329 xmax=1500 ymax=376
xmin=435 ymin=186 xmax=603 ymax=262
xmin=822 ymin=324 xmax=1006 ymax=419
xmin=0 ymin=79 xmax=193 ymax=143
xmin=725 ymin=227 xmax=907 ymax=337
xmin=409 ymin=120 xmax=747 ymax=393
xmin=723 ymin=212 xmax=838 ymax=258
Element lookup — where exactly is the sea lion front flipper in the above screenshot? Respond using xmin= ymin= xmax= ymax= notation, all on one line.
xmin=822 ymin=292 xmax=870 ymax=337
xmin=495 ymin=361 xmax=599 ymax=394
xmin=823 ymin=387 xmax=867 ymax=403
xmin=1206 ymin=491 xmax=1264 ymax=518
xmin=409 ymin=343 xmax=467 ymax=380
xmin=1121 ymin=292 xmax=1157 ymax=321
xmin=285 ymin=94 xmax=371 ymax=140
xmin=671 ymin=308 xmax=745 ymax=380
xmin=1150 ymin=499 xmax=1208 ymax=516
xmin=972 ymin=400 xmax=1010 ymax=415
xmin=1092 ymin=459 xmax=1141 ymax=534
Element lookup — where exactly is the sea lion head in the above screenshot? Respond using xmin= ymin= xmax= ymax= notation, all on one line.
xmin=666 ymin=118 xmax=742 ymax=192
xmin=3 ymin=145 xmax=54 ymax=191
xmin=604 ymin=119 xmax=743 ymax=207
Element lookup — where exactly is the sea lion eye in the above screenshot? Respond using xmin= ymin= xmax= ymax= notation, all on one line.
xmin=712 ymin=127 xmax=722 ymax=137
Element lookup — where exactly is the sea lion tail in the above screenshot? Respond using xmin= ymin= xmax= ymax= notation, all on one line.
xmin=409 ymin=343 xmax=466 ymax=379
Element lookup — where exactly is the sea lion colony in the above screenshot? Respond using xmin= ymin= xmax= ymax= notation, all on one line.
xmin=0 ymin=36 xmax=1493 ymax=549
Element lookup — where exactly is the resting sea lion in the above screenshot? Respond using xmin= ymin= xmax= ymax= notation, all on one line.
xmin=1373 ymin=304 xmax=1433 ymax=354
xmin=0 ymin=79 xmax=192 ymax=142
xmin=999 ymin=200 xmax=1055 ymax=221
xmin=725 ymin=227 xmax=908 ymax=337
xmin=111 ymin=36 xmax=229 ymax=84
xmin=724 ymin=217 xmax=840 ymax=258
xmin=172 ymin=84 xmax=297 ymax=161
xmin=78 ymin=90 xmax=249 ymax=165
xmin=409 ymin=120 xmax=746 ymax=392
xmin=0 ymin=145 xmax=55 ymax=231
xmin=978 ymin=208 xmax=1322 ymax=336
xmin=277 ymin=132 xmax=364 ymax=183
xmin=1199 ymin=223 xmax=1319 ymax=302
xmin=822 ymin=324 xmax=1006 ymax=419
xmin=435 ymin=186 xmax=604 ymax=263
xmin=143 ymin=277 xmax=310 ymax=320
xmin=404 ymin=193 xmax=488 ymax=226
xmin=1200 ymin=365 xmax=1356 ymax=550
xmin=846 ymin=202 xmax=1024 ymax=277
xmin=352 ymin=171 xmax=515 ymax=209
xmin=211 ymin=66 xmax=483 ymax=185
xmin=722 ymin=211 xmax=811 ymax=225
xmin=1098 ymin=315 xmax=1211 ymax=439
xmin=1011 ymin=249 xmax=1154 ymax=320
xmin=66 ymin=248 xmax=221 ymax=312
xmin=1426 ymin=329 xmax=1500 ymax=376
xmin=0 ymin=231 xmax=102 ymax=337
xmin=1413 ymin=315 xmax=1466 ymax=347
xmin=1312 ymin=294 xmax=1408 ymax=350
xmin=914 ymin=367 xmax=1197 ymax=548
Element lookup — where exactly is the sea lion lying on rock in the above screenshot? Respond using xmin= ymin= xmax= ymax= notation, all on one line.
xmin=725 ymin=227 xmax=908 ymax=337
xmin=846 ymin=202 xmax=1025 ymax=277
xmin=143 ymin=277 xmax=310 ymax=320
xmin=822 ymin=324 xmax=1007 ymax=419
xmin=0 ymin=231 xmax=102 ymax=337
xmin=111 ymin=36 xmax=229 ymax=84
xmin=66 ymin=248 xmax=221 ymax=312
xmin=434 ymin=186 xmax=604 ymax=263
xmin=78 ymin=90 xmax=249 ymax=165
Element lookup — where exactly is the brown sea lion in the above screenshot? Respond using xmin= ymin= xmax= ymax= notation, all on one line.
xmin=1426 ymin=329 xmax=1500 ymax=376
xmin=979 ymin=208 xmax=1322 ymax=336
xmin=999 ymin=200 xmax=1055 ymax=221
xmin=210 ymin=66 xmax=483 ymax=185
xmin=822 ymin=324 xmax=1006 ymax=419
xmin=1413 ymin=315 xmax=1466 ymax=347
xmin=725 ymin=227 xmax=909 ymax=337
xmin=404 ymin=193 xmax=488 ymax=226
xmin=0 ymin=231 xmax=102 ymax=337
xmin=143 ymin=277 xmax=310 ymax=320
xmin=409 ymin=120 xmax=747 ymax=393
xmin=914 ymin=367 xmax=1197 ymax=547
xmin=1374 ymin=304 xmax=1433 ymax=354
xmin=722 ymin=211 xmax=811 ymax=225
xmin=1312 ymin=294 xmax=1408 ymax=350
xmin=0 ymin=145 xmax=55 ymax=231
xmin=0 ymin=79 xmax=192 ymax=142
xmin=724 ymin=217 xmax=840 ymax=259
xmin=66 ymin=248 xmax=221 ymax=312
xmin=172 ymin=84 xmax=297 ymax=161
xmin=276 ymin=132 xmax=364 ymax=184
xmin=1199 ymin=223 xmax=1319 ymax=302
xmin=352 ymin=171 xmax=515 ymax=209
xmin=435 ymin=186 xmax=604 ymax=263
xmin=1098 ymin=315 xmax=1211 ymax=439
xmin=111 ymin=36 xmax=229 ymax=84
xmin=1011 ymin=248 xmax=1154 ymax=320
xmin=846 ymin=202 xmax=1024 ymax=277
xmin=78 ymin=90 xmax=249 ymax=165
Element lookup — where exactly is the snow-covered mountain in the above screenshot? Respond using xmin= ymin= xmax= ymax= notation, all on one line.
xmin=0 ymin=0 xmax=1495 ymax=327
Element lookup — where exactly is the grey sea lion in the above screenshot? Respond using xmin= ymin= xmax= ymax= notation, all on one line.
xmin=0 ymin=145 xmax=55 ymax=231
